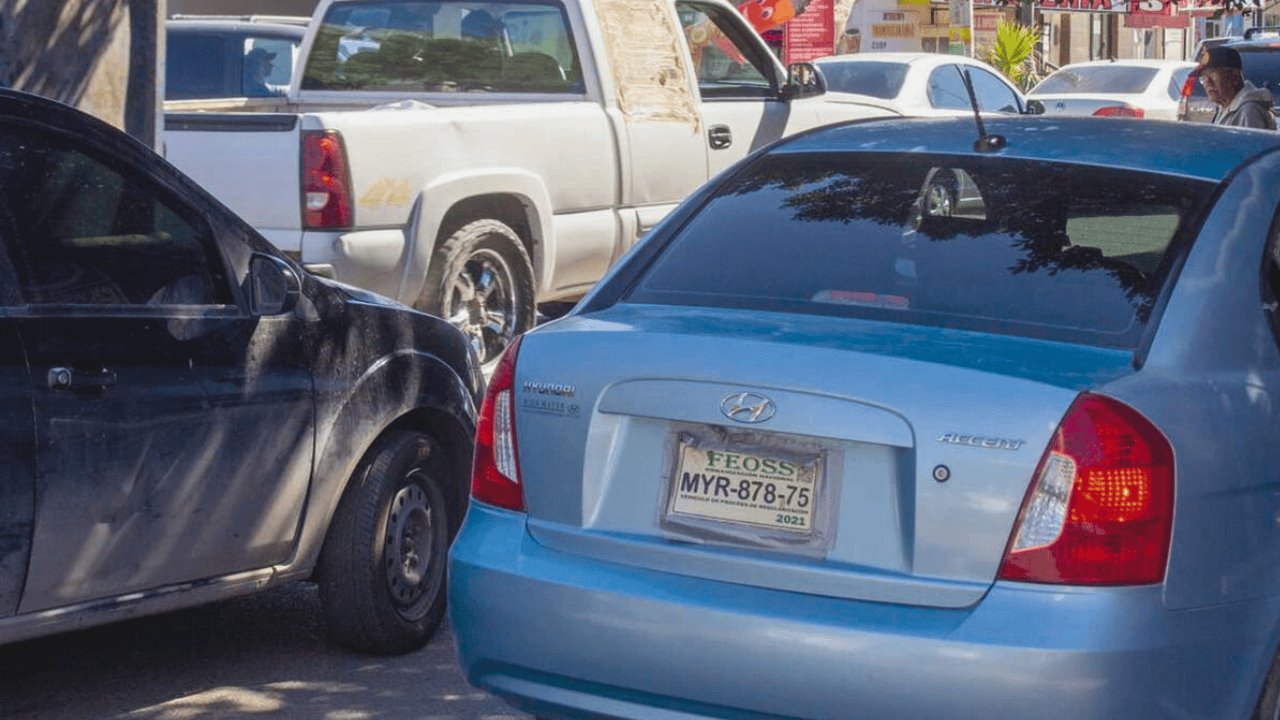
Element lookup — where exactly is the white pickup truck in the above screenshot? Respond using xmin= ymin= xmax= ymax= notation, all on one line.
xmin=164 ymin=0 xmax=893 ymax=364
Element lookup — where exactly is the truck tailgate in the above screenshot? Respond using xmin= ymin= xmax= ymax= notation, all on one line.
xmin=164 ymin=113 xmax=303 ymax=252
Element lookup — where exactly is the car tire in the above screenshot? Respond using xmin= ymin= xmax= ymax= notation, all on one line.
xmin=317 ymin=430 xmax=451 ymax=655
xmin=418 ymin=219 xmax=536 ymax=368
xmin=924 ymin=173 xmax=957 ymax=217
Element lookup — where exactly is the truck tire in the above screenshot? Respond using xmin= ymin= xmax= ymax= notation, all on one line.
xmin=418 ymin=219 xmax=536 ymax=367
xmin=317 ymin=430 xmax=451 ymax=655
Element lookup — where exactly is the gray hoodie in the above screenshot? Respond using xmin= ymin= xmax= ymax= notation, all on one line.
xmin=1214 ymin=81 xmax=1277 ymax=130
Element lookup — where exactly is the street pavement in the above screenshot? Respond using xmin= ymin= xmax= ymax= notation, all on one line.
xmin=0 ymin=582 xmax=527 ymax=720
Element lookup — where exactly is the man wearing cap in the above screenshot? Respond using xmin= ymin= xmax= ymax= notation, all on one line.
xmin=243 ymin=47 xmax=285 ymax=98
xmin=1193 ymin=45 xmax=1276 ymax=130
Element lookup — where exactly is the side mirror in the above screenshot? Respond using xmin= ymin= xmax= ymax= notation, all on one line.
xmin=1025 ymin=99 xmax=1046 ymax=115
xmin=249 ymin=253 xmax=301 ymax=316
xmin=782 ymin=62 xmax=826 ymax=100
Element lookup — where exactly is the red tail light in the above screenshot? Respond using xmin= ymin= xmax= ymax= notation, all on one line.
xmin=471 ymin=336 xmax=525 ymax=511
xmin=1180 ymin=76 xmax=1196 ymax=99
xmin=1092 ymin=104 xmax=1145 ymax=118
xmin=998 ymin=394 xmax=1174 ymax=585
xmin=302 ymin=130 xmax=353 ymax=229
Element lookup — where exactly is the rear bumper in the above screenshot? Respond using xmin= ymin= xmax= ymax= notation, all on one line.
xmin=449 ymin=504 xmax=1279 ymax=720
xmin=300 ymin=228 xmax=407 ymax=301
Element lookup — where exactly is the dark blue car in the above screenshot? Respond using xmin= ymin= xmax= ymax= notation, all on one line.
xmin=0 ymin=89 xmax=482 ymax=655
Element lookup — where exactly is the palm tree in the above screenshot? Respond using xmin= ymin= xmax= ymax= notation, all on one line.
xmin=982 ymin=21 xmax=1041 ymax=91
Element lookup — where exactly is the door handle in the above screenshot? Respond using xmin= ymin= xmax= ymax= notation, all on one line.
xmin=708 ymin=124 xmax=733 ymax=150
xmin=47 ymin=367 xmax=117 ymax=391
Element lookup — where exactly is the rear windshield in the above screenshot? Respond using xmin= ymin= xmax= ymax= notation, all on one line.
xmin=627 ymin=154 xmax=1215 ymax=349
xmin=301 ymin=0 xmax=584 ymax=93
xmin=1240 ymin=48 xmax=1280 ymax=106
xmin=1032 ymin=66 xmax=1159 ymax=94
xmin=815 ymin=61 xmax=909 ymax=99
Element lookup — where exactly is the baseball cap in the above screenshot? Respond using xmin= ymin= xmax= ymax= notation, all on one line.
xmin=1190 ymin=45 xmax=1242 ymax=77
xmin=246 ymin=47 xmax=277 ymax=63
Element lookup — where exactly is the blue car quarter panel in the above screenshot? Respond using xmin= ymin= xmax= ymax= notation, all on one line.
xmin=451 ymin=504 xmax=1278 ymax=720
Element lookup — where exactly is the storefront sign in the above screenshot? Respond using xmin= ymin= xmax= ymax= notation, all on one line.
xmin=872 ymin=22 xmax=917 ymax=36
xmin=783 ymin=0 xmax=835 ymax=62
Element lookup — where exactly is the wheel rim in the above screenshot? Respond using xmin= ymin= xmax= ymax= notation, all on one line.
xmin=443 ymin=248 xmax=517 ymax=365
xmin=925 ymin=183 xmax=953 ymax=217
xmin=383 ymin=472 xmax=441 ymax=620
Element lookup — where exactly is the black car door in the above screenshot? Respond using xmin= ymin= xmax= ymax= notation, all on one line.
xmin=0 ymin=117 xmax=316 ymax=613
xmin=0 ymin=244 xmax=34 ymax=619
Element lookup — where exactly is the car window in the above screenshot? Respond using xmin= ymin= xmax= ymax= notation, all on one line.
xmin=243 ymin=36 xmax=298 ymax=88
xmin=1239 ymin=48 xmax=1280 ymax=107
xmin=927 ymin=65 xmax=970 ymax=110
xmin=166 ymin=32 xmax=227 ymax=99
xmin=967 ymin=67 xmax=1021 ymax=113
xmin=302 ymin=0 xmax=584 ymax=94
xmin=814 ymin=61 xmax=908 ymax=99
xmin=0 ymin=123 xmax=233 ymax=307
xmin=1032 ymin=66 xmax=1159 ymax=94
xmin=1168 ymin=67 xmax=1193 ymax=101
xmin=677 ymin=1 xmax=773 ymax=98
xmin=627 ymin=153 xmax=1215 ymax=349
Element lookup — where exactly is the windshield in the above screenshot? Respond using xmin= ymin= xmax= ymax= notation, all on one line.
xmin=301 ymin=0 xmax=583 ymax=93
xmin=814 ymin=61 xmax=908 ymax=99
xmin=628 ymin=153 xmax=1214 ymax=349
xmin=1032 ymin=65 xmax=1159 ymax=95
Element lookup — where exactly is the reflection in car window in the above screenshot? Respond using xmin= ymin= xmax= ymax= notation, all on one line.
xmin=0 ymin=124 xmax=232 ymax=307
xmin=814 ymin=61 xmax=908 ymax=100
xmin=302 ymin=0 xmax=583 ymax=93
xmin=968 ymin=68 xmax=1021 ymax=113
xmin=1032 ymin=66 xmax=1159 ymax=94
xmin=927 ymin=66 xmax=970 ymax=110
xmin=628 ymin=154 xmax=1214 ymax=349
xmin=677 ymin=1 xmax=772 ymax=98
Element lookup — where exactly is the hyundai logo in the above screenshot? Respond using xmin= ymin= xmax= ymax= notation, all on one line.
xmin=720 ymin=392 xmax=776 ymax=424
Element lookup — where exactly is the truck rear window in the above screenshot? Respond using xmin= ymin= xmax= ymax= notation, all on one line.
xmin=301 ymin=0 xmax=583 ymax=94
xmin=627 ymin=154 xmax=1215 ymax=349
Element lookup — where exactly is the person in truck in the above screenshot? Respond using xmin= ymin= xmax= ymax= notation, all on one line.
xmin=243 ymin=47 xmax=285 ymax=98
xmin=1194 ymin=45 xmax=1276 ymax=129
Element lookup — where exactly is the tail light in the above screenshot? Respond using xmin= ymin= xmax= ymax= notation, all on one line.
xmin=1093 ymin=104 xmax=1145 ymax=118
xmin=998 ymin=394 xmax=1174 ymax=585
xmin=1177 ymin=76 xmax=1195 ymax=121
xmin=471 ymin=336 xmax=525 ymax=511
xmin=302 ymin=130 xmax=352 ymax=229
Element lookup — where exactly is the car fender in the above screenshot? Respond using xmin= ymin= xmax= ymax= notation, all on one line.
xmin=281 ymin=348 xmax=477 ymax=577
xmin=402 ymin=168 xmax=555 ymax=302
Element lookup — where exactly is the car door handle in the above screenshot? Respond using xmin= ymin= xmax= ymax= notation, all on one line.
xmin=708 ymin=124 xmax=733 ymax=150
xmin=47 ymin=367 xmax=117 ymax=391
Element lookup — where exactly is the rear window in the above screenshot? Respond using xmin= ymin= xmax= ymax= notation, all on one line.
xmin=1239 ymin=48 xmax=1280 ymax=107
xmin=815 ymin=61 xmax=908 ymax=99
xmin=627 ymin=154 xmax=1214 ymax=349
xmin=166 ymin=33 xmax=227 ymax=99
xmin=1032 ymin=66 xmax=1159 ymax=94
xmin=301 ymin=0 xmax=584 ymax=93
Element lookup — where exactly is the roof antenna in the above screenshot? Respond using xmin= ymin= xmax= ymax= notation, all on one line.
xmin=960 ymin=67 xmax=1005 ymax=153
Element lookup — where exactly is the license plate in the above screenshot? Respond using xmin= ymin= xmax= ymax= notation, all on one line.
xmin=667 ymin=441 xmax=821 ymax=534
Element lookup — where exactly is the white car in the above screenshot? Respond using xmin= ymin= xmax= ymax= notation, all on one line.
xmin=1028 ymin=59 xmax=1196 ymax=120
xmin=813 ymin=52 xmax=1030 ymax=116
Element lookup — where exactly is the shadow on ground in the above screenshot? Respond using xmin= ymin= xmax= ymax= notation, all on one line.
xmin=0 ymin=583 xmax=524 ymax=720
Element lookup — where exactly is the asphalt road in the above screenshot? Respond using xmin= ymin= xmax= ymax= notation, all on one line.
xmin=0 ymin=583 xmax=527 ymax=720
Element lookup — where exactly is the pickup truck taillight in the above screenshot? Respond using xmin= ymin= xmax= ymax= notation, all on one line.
xmin=302 ymin=130 xmax=353 ymax=229
xmin=997 ymin=394 xmax=1174 ymax=585
xmin=1092 ymin=104 xmax=1145 ymax=119
xmin=471 ymin=336 xmax=525 ymax=511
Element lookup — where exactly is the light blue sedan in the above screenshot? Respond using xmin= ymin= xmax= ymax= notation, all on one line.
xmin=450 ymin=117 xmax=1280 ymax=720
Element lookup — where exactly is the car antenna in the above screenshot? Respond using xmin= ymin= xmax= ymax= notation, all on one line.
xmin=960 ymin=67 xmax=1005 ymax=153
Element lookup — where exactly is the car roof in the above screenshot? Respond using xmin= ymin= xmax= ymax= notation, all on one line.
xmin=814 ymin=53 xmax=993 ymax=69
xmin=776 ymin=116 xmax=1280 ymax=182
xmin=1048 ymin=59 xmax=1195 ymax=70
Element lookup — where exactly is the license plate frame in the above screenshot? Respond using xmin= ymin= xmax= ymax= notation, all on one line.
xmin=665 ymin=437 xmax=823 ymax=536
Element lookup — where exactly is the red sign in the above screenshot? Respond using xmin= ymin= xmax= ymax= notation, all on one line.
xmin=1126 ymin=1 xmax=1186 ymax=27
xmin=783 ymin=0 xmax=835 ymax=63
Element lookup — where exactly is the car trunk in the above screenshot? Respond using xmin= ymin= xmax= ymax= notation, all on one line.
xmin=511 ymin=305 xmax=1134 ymax=609
xmin=1031 ymin=94 xmax=1141 ymax=117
